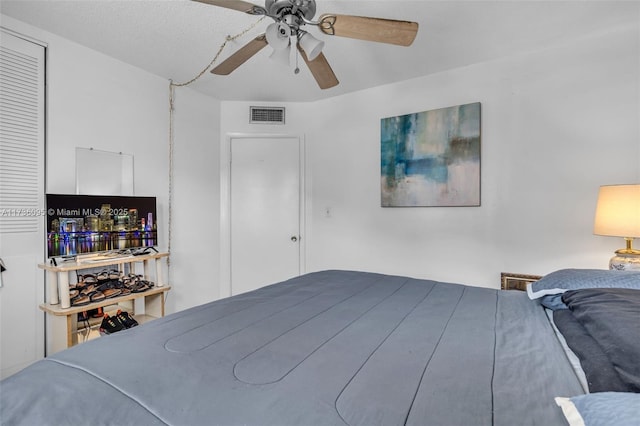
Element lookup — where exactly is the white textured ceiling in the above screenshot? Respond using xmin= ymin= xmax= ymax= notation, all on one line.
xmin=0 ymin=0 xmax=637 ymax=102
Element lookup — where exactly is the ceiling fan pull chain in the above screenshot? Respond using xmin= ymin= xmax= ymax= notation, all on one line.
xmin=171 ymin=16 xmax=266 ymax=88
xmin=294 ymin=48 xmax=300 ymax=74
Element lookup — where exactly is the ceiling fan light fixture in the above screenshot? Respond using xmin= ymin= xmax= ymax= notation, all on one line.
xmin=265 ymin=22 xmax=291 ymax=50
xmin=201 ymin=0 xmax=419 ymax=89
xmin=298 ymin=31 xmax=324 ymax=61
xmin=269 ymin=44 xmax=291 ymax=66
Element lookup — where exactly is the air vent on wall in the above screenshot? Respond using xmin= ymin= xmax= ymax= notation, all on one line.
xmin=250 ymin=106 xmax=285 ymax=125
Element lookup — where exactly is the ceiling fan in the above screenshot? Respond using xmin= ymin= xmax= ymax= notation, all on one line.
xmin=193 ymin=0 xmax=419 ymax=89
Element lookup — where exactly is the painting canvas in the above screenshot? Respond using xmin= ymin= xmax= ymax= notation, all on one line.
xmin=381 ymin=102 xmax=481 ymax=207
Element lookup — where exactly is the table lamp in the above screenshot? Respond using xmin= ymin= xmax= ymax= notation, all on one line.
xmin=593 ymin=184 xmax=640 ymax=270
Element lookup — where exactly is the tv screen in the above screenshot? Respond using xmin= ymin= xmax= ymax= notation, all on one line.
xmin=46 ymin=194 xmax=157 ymax=258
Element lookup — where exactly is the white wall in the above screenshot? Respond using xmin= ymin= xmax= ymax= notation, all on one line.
xmin=303 ymin=20 xmax=640 ymax=288
xmin=169 ymin=85 xmax=221 ymax=309
xmin=1 ymin=15 xmax=221 ymax=313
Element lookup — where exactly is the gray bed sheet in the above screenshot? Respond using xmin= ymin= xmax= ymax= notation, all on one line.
xmin=1 ymin=270 xmax=584 ymax=425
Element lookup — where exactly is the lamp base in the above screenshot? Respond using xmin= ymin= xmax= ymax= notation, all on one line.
xmin=609 ymin=253 xmax=640 ymax=271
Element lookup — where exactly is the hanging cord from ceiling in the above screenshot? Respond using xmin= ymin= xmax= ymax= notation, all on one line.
xmin=166 ymin=17 xmax=266 ymax=268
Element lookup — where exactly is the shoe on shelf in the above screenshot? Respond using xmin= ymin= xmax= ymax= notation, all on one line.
xmin=102 ymin=288 xmax=122 ymax=299
xmin=89 ymin=291 xmax=106 ymax=303
xmin=79 ymin=284 xmax=97 ymax=296
xmin=132 ymin=280 xmax=153 ymax=293
xmin=77 ymin=274 xmax=97 ymax=287
xmin=99 ymin=314 xmax=125 ymax=335
xmin=72 ymin=295 xmax=90 ymax=307
xmin=115 ymin=310 xmax=139 ymax=329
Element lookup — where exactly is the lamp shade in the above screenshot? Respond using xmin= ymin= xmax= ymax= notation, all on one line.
xmin=593 ymin=184 xmax=640 ymax=237
xmin=298 ymin=31 xmax=324 ymax=61
xmin=269 ymin=44 xmax=291 ymax=66
xmin=266 ymin=22 xmax=291 ymax=50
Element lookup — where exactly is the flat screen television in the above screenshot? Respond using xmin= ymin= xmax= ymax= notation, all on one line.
xmin=46 ymin=194 xmax=158 ymax=259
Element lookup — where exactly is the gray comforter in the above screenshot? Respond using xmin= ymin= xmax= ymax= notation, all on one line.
xmin=1 ymin=270 xmax=583 ymax=425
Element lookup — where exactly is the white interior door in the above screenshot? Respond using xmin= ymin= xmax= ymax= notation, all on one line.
xmin=230 ymin=136 xmax=301 ymax=295
xmin=0 ymin=31 xmax=46 ymax=378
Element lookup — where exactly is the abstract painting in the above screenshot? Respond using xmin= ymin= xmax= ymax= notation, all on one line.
xmin=381 ymin=102 xmax=481 ymax=207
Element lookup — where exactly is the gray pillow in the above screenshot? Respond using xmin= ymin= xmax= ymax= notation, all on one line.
xmin=527 ymin=268 xmax=640 ymax=300
xmin=555 ymin=392 xmax=640 ymax=426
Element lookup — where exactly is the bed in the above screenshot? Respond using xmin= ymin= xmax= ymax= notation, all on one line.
xmin=1 ymin=269 xmax=639 ymax=425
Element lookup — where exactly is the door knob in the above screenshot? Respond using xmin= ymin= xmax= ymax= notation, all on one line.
xmin=291 ymin=236 xmax=298 ymax=242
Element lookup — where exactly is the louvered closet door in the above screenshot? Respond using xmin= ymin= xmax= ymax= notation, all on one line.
xmin=0 ymin=31 xmax=46 ymax=379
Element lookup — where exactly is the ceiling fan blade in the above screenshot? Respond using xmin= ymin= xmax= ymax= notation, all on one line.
xmin=211 ymin=34 xmax=268 ymax=75
xmin=318 ymin=14 xmax=418 ymax=46
xmin=191 ymin=0 xmax=263 ymax=14
xmin=298 ymin=46 xmax=339 ymax=90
